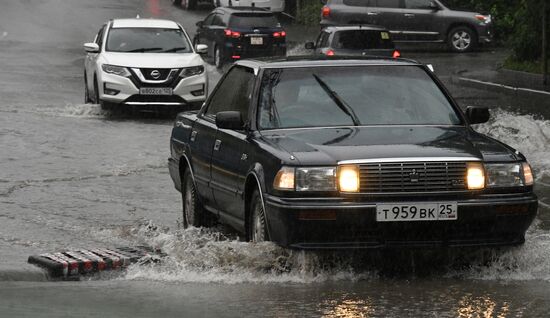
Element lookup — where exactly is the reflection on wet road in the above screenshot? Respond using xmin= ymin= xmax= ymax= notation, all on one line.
xmin=1 ymin=0 xmax=550 ymax=317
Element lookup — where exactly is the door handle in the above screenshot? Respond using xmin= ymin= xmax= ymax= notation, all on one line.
xmin=190 ymin=130 xmax=197 ymax=142
xmin=404 ymin=13 xmax=415 ymax=18
xmin=214 ymin=139 xmax=222 ymax=151
xmin=367 ymin=12 xmax=379 ymax=16
xmin=176 ymin=121 xmax=191 ymax=129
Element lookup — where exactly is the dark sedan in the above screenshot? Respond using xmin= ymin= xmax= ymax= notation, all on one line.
xmin=168 ymin=57 xmax=537 ymax=249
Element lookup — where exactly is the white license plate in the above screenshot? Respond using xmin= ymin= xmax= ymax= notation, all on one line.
xmin=376 ymin=202 xmax=457 ymax=222
xmin=139 ymin=87 xmax=173 ymax=95
xmin=250 ymin=37 xmax=263 ymax=45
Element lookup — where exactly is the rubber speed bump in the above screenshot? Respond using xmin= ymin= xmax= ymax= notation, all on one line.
xmin=28 ymin=246 xmax=161 ymax=279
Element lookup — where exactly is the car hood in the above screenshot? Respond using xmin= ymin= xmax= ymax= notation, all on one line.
xmin=260 ymin=126 xmax=518 ymax=165
xmin=101 ymin=52 xmax=203 ymax=68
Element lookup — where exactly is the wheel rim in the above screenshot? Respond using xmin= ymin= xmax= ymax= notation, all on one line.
xmin=252 ymin=199 xmax=266 ymax=242
xmin=184 ymin=178 xmax=195 ymax=226
xmin=452 ymin=31 xmax=471 ymax=50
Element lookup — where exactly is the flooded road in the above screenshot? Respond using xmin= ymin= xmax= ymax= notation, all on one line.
xmin=1 ymin=0 xmax=550 ymax=317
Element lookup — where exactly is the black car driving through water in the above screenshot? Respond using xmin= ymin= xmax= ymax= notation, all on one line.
xmin=194 ymin=7 xmax=287 ymax=69
xmin=305 ymin=25 xmax=400 ymax=58
xmin=168 ymin=57 xmax=537 ymax=249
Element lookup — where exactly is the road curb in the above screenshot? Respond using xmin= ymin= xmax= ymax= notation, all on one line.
xmin=451 ymin=76 xmax=550 ymax=98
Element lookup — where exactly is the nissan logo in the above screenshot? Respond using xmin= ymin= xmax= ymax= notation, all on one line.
xmin=150 ymin=70 xmax=161 ymax=79
xmin=409 ymin=169 xmax=419 ymax=183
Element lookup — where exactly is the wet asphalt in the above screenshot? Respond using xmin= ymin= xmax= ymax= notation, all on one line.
xmin=1 ymin=0 xmax=550 ymax=317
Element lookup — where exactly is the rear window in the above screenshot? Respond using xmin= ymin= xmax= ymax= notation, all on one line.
xmin=229 ymin=13 xmax=280 ymax=29
xmin=332 ymin=30 xmax=395 ymax=50
xmin=343 ymin=0 xmax=375 ymax=6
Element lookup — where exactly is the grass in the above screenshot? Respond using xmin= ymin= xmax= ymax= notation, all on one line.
xmin=503 ymin=56 xmax=550 ymax=74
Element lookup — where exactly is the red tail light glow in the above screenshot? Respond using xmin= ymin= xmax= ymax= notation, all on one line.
xmin=326 ymin=50 xmax=335 ymax=56
xmin=273 ymin=31 xmax=286 ymax=38
xmin=322 ymin=6 xmax=331 ymax=18
xmin=393 ymin=50 xmax=401 ymax=58
xmin=232 ymin=55 xmax=241 ymax=59
xmin=224 ymin=29 xmax=241 ymax=38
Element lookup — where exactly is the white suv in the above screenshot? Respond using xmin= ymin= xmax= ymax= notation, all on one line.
xmin=84 ymin=18 xmax=208 ymax=110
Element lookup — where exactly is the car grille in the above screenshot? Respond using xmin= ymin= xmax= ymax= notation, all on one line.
xmin=128 ymin=68 xmax=182 ymax=88
xmin=358 ymin=161 xmax=468 ymax=193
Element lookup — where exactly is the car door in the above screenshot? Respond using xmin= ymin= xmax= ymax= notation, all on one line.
xmin=374 ymin=0 xmax=406 ymax=41
xmin=196 ymin=13 xmax=215 ymax=57
xmin=209 ymin=66 xmax=256 ymax=227
xmin=401 ymin=0 xmax=440 ymax=41
xmin=85 ymin=24 xmax=105 ymax=94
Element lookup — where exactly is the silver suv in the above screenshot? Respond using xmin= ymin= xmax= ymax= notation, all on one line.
xmin=320 ymin=0 xmax=493 ymax=52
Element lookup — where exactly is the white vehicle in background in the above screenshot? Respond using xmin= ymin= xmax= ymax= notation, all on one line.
xmin=213 ymin=0 xmax=285 ymax=12
xmin=83 ymin=18 xmax=208 ymax=110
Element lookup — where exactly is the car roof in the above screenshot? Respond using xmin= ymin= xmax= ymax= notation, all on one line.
xmin=111 ymin=19 xmax=180 ymax=29
xmin=236 ymin=56 xmax=419 ymax=71
xmin=216 ymin=6 xmax=272 ymax=14
xmin=322 ymin=25 xmax=388 ymax=32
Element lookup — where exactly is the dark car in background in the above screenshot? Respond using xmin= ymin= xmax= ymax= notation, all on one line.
xmin=168 ymin=57 xmax=537 ymax=249
xmin=305 ymin=25 xmax=400 ymax=58
xmin=194 ymin=6 xmax=287 ymax=68
xmin=320 ymin=0 xmax=493 ymax=52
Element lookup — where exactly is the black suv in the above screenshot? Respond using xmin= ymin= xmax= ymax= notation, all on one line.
xmin=320 ymin=0 xmax=493 ymax=52
xmin=168 ymin=57 xmax=537 ymax=249
xmin=305 ymin=25 xmax=400 ymax=58
xmin=194 ymin=7 xmax=287 ymax=68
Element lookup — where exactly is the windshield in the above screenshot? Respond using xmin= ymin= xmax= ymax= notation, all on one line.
xmin=258 ymin=66 xmax=462 ymax=129
xmin=333 ymin=30 xmax=395 ymax=50
xmin=106 ymin=27 xmax=192 ymax=53
xmin=229 ymin=13 xmax=280 ymax=29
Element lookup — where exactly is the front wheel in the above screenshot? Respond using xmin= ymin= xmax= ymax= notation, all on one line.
xmin=448 ymin=26 xmax=477 ymax=53
xmin=84 ymin=72 xmax=92 ymax=104
xmin=249 ymin=190 xmax=269 ymax=242
xmin=182 ymin=169 xmax=205 ymax=228
xmin=214 ymin=46 xmax=224 ymax=69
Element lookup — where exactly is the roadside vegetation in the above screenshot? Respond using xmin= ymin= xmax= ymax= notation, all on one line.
xmin=286 ymin=0 xmax=549 ymax=74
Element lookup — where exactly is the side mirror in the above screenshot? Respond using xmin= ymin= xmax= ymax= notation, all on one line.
xmin=305 ymin=42 xmax=316 ymax=50
xmin=196 ymin=21 xmax=204 ymax=28
xmin=195 ymin=44 xmax=208 ymax=54
xmin=466 ymin=106 xmax=490 ymax=124
xmin=429 ymin=1 xmax=440 ymax=10
xmin=216 ymin=111 xmax=244 ymax=130
xmin=426 ymin=64 xmax=435 ymax=72
xmin=84 ymin=42 xmax=100 ymax=53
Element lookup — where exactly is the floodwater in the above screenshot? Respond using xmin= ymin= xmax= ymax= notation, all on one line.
xmin=1 ymin=0 xmax=550 ymax=317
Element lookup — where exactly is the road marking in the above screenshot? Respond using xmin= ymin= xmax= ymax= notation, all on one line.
xmin=459 ymin=77 xmax=550 ymax=96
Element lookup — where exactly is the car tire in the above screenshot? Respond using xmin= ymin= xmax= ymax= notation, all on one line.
xmin=448 ymin=26 xmax=477 ymax=53
xmin=249 ymin=189 xmax=269 ymax=242
xmin=182 ymin=169 xmax=205 ymax=228
xmin=84 ymin=73 xmax=92 ymax=104
xmin=182 ymin=0 xmax=196 ymax=10
xmin=214 ymin=46 xmax=224 ymax=69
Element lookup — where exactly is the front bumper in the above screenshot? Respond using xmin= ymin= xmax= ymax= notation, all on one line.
xmin=98 ymin=71 xmax=207 ymax=107
xmin=264 ymin=193 xmax=538 ymax=249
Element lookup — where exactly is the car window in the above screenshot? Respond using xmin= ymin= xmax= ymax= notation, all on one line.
xmin=205 ymin=66 xmax=255 ymax=122
xmin=203 ymin=13 xmax=215 ymax=26
xmin=95 ymin=25 xmax=105 ymax=48
xmin=404 ymin=0 xmax=432 ymax=9
xmin=258 ymin=66 xmax=461 ymax=129
xmin=343 ymin=0 xmax=375 ymax=6
xmin=106 ymin=27 xmax=192 ymax=53
xmin=212 ymin=14 xmax=225 ymax=27
xmin=317 ymin=31 xmax=330 ymax=48
xmin=374 ymin=0 xmax=403 ymax=8
xmin=229 ymin=13 xmax=280 ymax=29
xmin=332 ymin=30 xmax=394 ymax=49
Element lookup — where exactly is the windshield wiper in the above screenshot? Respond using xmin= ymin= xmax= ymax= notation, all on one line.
xmin=162 ymin=47 xmax=187 ymax=53
xmin=312 ymin=74 xmax=361 ymax=126
xmin=127 ymin=47 xmax=163 ymax=53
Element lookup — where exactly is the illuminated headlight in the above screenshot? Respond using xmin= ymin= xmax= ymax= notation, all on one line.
xmin=466 ymin=162 xmax=485 ymax=190
xmin=486 ymin=162 xmax=534 ymax=187
xmin=180 ymin=65 xmax=204 ymax=78
xmin=101 ymin=64 xmax=130 ymax=77
xmin=338 ymin=165 xmax=360 ymax=193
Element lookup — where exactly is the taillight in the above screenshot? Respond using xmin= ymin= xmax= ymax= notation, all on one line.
xmin=224 ymin=29 xmax=241 ymax=38
xmin=322 ymin=6 xmax=330 ymax=18
xmin=326 ymin=49 xmax=335 ymax=56
xmin=273 ymin=31 xmax=286 ymax=38
xmin=393 ymin=50 xmax=401 ymax=58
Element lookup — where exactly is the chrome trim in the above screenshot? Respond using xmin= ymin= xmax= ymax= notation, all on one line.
xmin=389 ymin=30 xmax=440 ymax=35
xmin=131 ymin=68 xmax=180 ymax=84
xmin=260 ymin=125 xmax=465 ymax=132
xmin=125 ymin=102 xmax=186 ymax=106
xmin=338 ymin=157 xmax=481 ymax=165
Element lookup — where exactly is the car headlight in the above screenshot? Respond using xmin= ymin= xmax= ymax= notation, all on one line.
xmin=485 ymin=162 xmax=534 ymax=187
xmin=466 ymin=162 xmax=485 ymax=190
xmin=180 ymin=65 xmax=204 ymax=78
xmin=338 ymin=165 xmax=360 ymax=192
xmin=475 ymin=14 xmax=491 ymax=24
xmin=296 ymin=167 xmax=336 ymax=191
xmin=101 ymin=64 xmax=130 ymax=77
xmin=273 ymin=166 xmax=360 ymax=192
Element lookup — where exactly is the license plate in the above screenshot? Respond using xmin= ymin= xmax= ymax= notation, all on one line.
xmin=139 ymin=87 xmax=172 ymax=95
xmin=376 ymin=202 xmax=457 ymax=222
xmin=250 ymin=37 xmax=263 ymax=45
